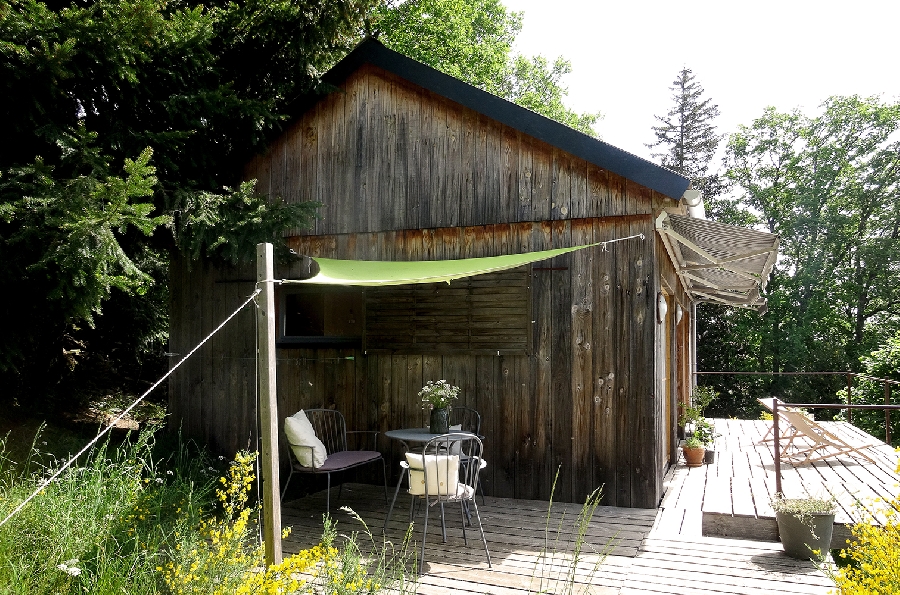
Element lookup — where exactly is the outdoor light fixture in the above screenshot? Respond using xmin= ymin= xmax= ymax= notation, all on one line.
xmin=656 ymin=292 xmax=668 ymax=324
xmin=676 ymin=303 xmax=684 ymax=325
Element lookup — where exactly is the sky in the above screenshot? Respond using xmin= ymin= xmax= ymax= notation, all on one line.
xmin=501 ymin=0 xmax=900 ymax=160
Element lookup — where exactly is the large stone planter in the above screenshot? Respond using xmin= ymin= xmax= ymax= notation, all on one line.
xmin=776 ymin=511 xmax=835 ymax=559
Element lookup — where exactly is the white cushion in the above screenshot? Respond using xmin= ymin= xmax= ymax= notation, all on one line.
xmin=284 ymin=410 xmax=327 ymax=468
xmin=405 ymin=452 xmax=459 ymax=496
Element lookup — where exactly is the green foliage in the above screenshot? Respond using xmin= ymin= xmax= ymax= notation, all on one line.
xmin=0 ymin=429 xmax=416 ymax=595
xmin=375 ymin=0 xmax=600 ymax=135
xmin=0 ymin=428 xmax=215 ymax=593
xmin=699 ymin=96 xmax=900 ymax=418
xmin=836 ymin=332 xmax=900 ymax=444
xmin=830 ymin=452 xmax=900 ymax=593
xmin=0 ymin=0 xmax=373 ymax=402
xmin=172 ymin=181 xmax=320 ymax=264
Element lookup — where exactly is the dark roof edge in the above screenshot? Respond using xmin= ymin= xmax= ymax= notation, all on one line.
xmin=319 ymin=38 xmax=690 ymax=200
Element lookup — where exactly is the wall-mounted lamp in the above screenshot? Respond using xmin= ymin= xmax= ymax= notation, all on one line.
xmin=656 ymin=292 xmax=668 ymax=324
xmin=676 ymin=303 xmax=684 ymax=325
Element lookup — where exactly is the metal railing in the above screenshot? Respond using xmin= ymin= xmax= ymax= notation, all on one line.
xmin=696 ymin=370 xmax=899 ymax=440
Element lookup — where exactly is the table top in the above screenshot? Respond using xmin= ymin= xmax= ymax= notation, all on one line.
xmin=384 ymin=427 xmax=444 ymax=444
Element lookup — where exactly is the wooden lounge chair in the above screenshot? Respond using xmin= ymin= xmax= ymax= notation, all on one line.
xmin=777 ymin=408 xmax=879 ymax=465
xmin=757 ymin=397 xmax=801 ymax=443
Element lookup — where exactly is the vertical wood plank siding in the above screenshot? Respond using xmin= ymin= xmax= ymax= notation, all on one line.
xmin=171 ymin=65 xmax=682 ymax=508
xmin=170 ymin=217 xmax=663 ymax=508
xmin=244 ymin=65 xmax=648 ymax=233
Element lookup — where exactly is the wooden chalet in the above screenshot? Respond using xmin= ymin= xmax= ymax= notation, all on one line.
xmin=168 ymin=39 xmax=778 ymax=509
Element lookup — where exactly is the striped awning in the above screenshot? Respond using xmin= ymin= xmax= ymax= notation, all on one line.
xmin=655 ymin=212 xmax=779 ymax=313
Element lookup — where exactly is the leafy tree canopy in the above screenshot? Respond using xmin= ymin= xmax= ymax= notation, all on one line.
xmin=374 ymin=0 xmax=601 ymax=135
xmin=0 ymin=0 xmax=375 ymax=400
xmin=700 ymin=95 xmax=900 ymax=416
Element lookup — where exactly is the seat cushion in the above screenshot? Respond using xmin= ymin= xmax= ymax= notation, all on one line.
xmin=284 ymin=410 xmax=327 ymax=468
xmin=312 ymin=450 xmax=381 ymax=472
xmin=405 ymin=452 xmax=459 ymax=496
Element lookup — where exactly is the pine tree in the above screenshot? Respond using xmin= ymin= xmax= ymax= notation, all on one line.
xmin=647 ymin=68 xmax=721 ymax=195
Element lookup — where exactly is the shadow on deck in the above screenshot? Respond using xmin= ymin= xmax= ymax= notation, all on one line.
xmin=282 ymin=484 xmax=654 ymax=594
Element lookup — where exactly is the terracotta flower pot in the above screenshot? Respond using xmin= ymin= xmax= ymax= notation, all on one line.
xmin=682 ymin=445 xmax=705 ymax=467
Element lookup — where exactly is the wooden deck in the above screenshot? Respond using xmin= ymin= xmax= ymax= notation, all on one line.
xmin=276 ymin=419 xmax=900 ymax=593
xmin=668 ymin=419 xmax=900 ymax=545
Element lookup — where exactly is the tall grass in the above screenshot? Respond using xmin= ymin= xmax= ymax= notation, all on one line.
xmin=0 ymin=427 xmax=213 ymax=594
xmin=0 ymin=427 xmax=416 ymax=595
xmin=529 ymin=471 xmax=613 ymax=595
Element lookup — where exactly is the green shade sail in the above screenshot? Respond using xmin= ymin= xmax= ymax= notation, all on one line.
xmin=282 ymin=242 xmax=605 ymax=286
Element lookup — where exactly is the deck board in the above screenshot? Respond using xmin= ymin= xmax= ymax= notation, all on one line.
xmin=698 ymin=418 xmax=899 ymax=545
xmin=278 ymin=419 xmax=898 ymax=593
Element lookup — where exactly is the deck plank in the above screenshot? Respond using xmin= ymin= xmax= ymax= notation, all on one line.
xmin=279 ymin=419 xmax=899 ymax=593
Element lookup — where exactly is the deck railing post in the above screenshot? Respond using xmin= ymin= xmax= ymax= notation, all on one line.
xmin=773 ymin=398 xmax=782 ymax=496
xmin=886 ymin=381 xmax=892 ymax=446
xmin=846 ymin=373 xmax=853 ymax=423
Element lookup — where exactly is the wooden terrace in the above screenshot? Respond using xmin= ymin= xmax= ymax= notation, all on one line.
xmin=281 ymin=419 xmax=898 ymax=593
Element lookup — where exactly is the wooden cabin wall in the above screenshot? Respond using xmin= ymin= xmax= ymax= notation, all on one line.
xmin=169 ymin=216 xmax=662 ymax=508
xmin=244 ymin=65 xmax=658 ymax=236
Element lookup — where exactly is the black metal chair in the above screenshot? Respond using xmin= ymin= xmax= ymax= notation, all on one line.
xmin=450 ymin=406 xmax=486 ymax=504
xmin=384 ymin=432 xmax=491 ymax=573
xmin=282 ymin=409 xmax=387 ymax=513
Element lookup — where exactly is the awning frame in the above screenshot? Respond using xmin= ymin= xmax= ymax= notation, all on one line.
xmin=655 ymin=212 xmax=779 ymax=313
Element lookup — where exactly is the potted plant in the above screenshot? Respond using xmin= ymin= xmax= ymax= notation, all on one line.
xmin=682 ymin=435 xmax=706 ymax=467
xmin=419 ymin=380 xmax=460 ymax=434
xmin=770 ymin=493 xmax=837 ymax=560
xmin=679 ymin=386 xmax=720 ymax=463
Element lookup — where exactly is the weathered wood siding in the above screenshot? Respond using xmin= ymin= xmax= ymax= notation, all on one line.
xmin=169 ymin=217 xmax=665 ymax=508
xmin=244 ymin=65 xmax=670 ymax=233
xmin=170 ymin=65 xmax=682 ymax=509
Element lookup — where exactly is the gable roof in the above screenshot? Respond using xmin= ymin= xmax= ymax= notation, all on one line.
xmin=304 ymin=38 xmax=690 ymax=200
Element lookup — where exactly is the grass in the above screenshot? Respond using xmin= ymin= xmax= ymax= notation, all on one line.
xmin=0 ymin=420 xmax=417 ymax=595
xmin=0 ymin=415 xmax=609 ymax=594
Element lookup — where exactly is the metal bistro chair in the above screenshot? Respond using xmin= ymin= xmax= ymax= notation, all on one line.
xmin=449 ymin=406 xmax=486 ymax=504
xmin=385 ymin=433 xmax=491 ymax=573
xmin=282 ymin=409 xmax=387 ymax=513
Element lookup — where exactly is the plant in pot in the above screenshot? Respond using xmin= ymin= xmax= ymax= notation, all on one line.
xmin=682 ymin=435 xmax=706 ymax=467
xmin=770 ymin=493 xmax=837 ymax=560
xmin=680 ymin=386 xmax=720 ymax=463
xmin=419 ymin=380 xmax=460 ymax=434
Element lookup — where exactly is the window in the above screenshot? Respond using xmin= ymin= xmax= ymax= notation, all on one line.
xmin=278 ymin=287 xmax=364 ymax=347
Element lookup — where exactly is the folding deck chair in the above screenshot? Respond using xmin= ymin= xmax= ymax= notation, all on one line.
xmin=777 ymin=408 xmax=879 ymax=465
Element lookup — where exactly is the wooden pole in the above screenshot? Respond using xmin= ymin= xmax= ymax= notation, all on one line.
xmin=257 ymin=243 xmax=282 ymax=565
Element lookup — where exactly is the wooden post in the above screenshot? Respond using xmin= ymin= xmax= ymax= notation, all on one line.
xmin=773 ymin=398 xmax=782 ymax=496
xmin=257 ymin=243 xmax=282 ymax=565
xmin=885 ymin=381 xmax=892 ymax=446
